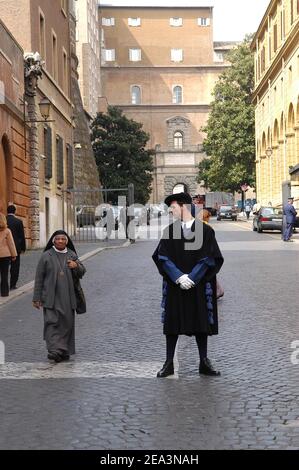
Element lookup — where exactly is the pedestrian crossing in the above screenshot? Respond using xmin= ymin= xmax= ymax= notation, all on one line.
xmin=0 ymin=361 xmax=177 ymax=379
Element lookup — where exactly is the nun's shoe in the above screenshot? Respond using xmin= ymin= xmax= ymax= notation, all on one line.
xmin=47 ymin=352 xmax=62 ymax=363
xmin=61 ymin=353 xmax=70 ymax=361
xmin=157 ymin=361 xmax=174 ymax=378
xmin=199 ymin=358 xmax=221 ymax=376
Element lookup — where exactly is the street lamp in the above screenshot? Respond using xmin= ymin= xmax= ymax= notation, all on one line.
xmin=38 ymin=97 xmax=51 ymax=121
xmin=23 ymin=96 xmax=55 ymax=123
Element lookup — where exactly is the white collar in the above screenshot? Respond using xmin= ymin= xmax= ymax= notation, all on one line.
xmin=52 ymin=246 xmax=68 ymax=254
xmin=181 ymin=218 xmax=194 ymax=229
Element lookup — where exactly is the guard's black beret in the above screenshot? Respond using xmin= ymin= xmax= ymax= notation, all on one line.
xmin=164 ymin=192 xmax=192 ymax=207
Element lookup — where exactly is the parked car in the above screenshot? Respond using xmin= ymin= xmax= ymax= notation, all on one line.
xmin=252 ymin=206 xmax=283 ymax=232
xmin=216 ymin=205 xmax=237 ymax=221
xmin=76 ymin=206 xmax=96 ymax=227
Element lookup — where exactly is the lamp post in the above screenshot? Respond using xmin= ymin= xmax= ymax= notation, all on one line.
xmin=240 ymin=183 xmax=249 ymax=214
xmin=24 ymin=53 xmax=54 ymax=248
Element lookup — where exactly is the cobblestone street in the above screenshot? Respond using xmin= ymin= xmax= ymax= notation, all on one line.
xmin=1 ymin=220 xmax=299 ymax=450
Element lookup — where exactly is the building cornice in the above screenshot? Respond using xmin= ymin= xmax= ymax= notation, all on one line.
xmin=115 ymin=104 xmax=211 ymax=110
xmin=101 ymin=65 xmax=230 ymax=71
xmin=252 ymin=24 xmax=299 ymax=103
xmin=99 ymin=6 xmax=213 ymax=10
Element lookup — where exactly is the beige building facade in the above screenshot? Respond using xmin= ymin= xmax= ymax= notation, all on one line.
xmin=76 ymin=0 xmax=101 ymax=117
xmin=252 ymin=0 xmax=299 ymax=206
xmin=99 ymin=5 xmax=234 ymax=203
xmin=0 ymin=0 xmax=74 ymax=246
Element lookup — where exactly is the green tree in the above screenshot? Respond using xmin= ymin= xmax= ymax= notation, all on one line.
xmin=91 ymin=106 xmax=154 ymax=204
xmin=198 ymin=36 xmax=255 ymax=192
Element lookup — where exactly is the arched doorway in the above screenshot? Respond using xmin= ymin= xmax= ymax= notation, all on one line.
xmin=0 ymin=135 xmax=13 ymax=213
xmin=173 ymin=183 xmax=188 ymax=194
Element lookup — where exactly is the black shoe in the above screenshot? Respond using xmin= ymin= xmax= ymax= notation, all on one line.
xmin=157 ymin=361 xmax=174 ymax=378
xmin=47 ymin=352 xmax=63 ymax=363
xmin=61 ymin=353 xmax=70 ymax=361
xmin=10 ymin=285 xmax=17 ymax=290
xmin=199 ymin=358 xmax=221 ymax=376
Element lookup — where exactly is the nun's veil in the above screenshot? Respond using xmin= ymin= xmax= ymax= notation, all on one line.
xmin=44 ymin=230 xmax=77 ymax=254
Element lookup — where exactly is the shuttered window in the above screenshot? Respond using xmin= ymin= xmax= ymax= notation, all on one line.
xmin=273 ymin=24 xmax=277 ymax=53
xmin=66 ymin=144 xmax=74 ymax=189
xmin=44 ymin=126 xmax=52 ymax=180
xmin=56 ymin=135 xmax=64 ymax=185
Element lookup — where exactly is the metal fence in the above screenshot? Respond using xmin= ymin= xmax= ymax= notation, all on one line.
xmin=62 ymin=185 xmax=134 ymax=242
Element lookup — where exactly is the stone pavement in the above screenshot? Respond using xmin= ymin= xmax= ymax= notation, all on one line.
xmin=16 ymin=239 xmax=125 ymax=289
xmin=0 ymin=222 xmax=299 ymax=450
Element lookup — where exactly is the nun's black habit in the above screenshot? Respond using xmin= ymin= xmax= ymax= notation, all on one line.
xmin=33 ymin=231 xmax=85 ymax=359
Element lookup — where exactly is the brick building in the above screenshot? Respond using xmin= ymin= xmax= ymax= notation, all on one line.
xmin=99 ymin=4 xmax=235 ymax=203
xmin=0 ymin=0 xmax=74 ymax=246
xmin=0 ymin=20 xmax=29 ymax=240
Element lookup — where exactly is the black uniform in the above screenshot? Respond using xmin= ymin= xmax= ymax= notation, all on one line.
xmin=6 ymin=214 xmax=26 ymax=289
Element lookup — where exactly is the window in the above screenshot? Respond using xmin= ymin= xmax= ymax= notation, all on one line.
xmin=52 ymin=31 xmax=58 ymax=81
xmin=197 ymin=17 xmax=210 ymax=26
xmin=171 ymin=49 xmax=183 ymax=62
xmin=289 ymin=65 xmax=292 ymax=85
xmin=62 ymin=49 xmax=68 ymax=93
xmin=128 ymin=17 xmax=141 ymax=26
xmin=297 ymin=0 xmax=299 ymax=14
xmin=174 ymin=131 xmax=183 ymax=149
xmin=214 ymin=51 xmax=224 ymax=62
xmin=44 ymin=126 xmax=52 ymax=180
xmin=61 ymin=0 xmax=67 ymax=14
xmin=261 ymin=46 xmax=265 ymax=73
xmin=102 ymin=17 xmax=115 ymax=26
xmin=170 ymin=17 xmax=183 ymax=27
xmin=56 ymin=135 xmax=64 ymax=186
xmin=273 ymin=24 xmax=278 ymax=52
xmin=173 ymin=86 xmax=182 ymax=104
xmin=281 ymin=10 xmax=285 ymax=40
xmin=66 ymin=145 xmax=74 ymax=189
xmin=39 ymin=12 xmax=46 ymax=60
xmin=104 ymin=49 xmax=115 ymax=61
xmin=129 ymin=48 xmax=141 ymax=62
xmin=131 ymin=86 xmax=141 ymax=104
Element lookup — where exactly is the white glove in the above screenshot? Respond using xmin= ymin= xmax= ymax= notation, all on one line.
xmin=176 ymin=274 xmax=195 ymax=290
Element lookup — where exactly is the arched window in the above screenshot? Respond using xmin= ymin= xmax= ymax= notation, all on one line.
xmin=173 ymin=86 xmax=182 ymax=104
xmin=174 ymin=131 xmax=183 ymax=149
xmin=131 ymin=85 xmax=141 ymax=104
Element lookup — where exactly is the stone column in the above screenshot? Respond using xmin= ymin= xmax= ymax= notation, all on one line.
xmin=24 ymin=53 xmax=43 ymax=248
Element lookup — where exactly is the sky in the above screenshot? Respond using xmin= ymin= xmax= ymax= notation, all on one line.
xmin=100 ymin=0 xmax=271 ymax=41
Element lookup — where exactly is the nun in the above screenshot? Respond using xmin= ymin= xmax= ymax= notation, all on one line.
xmin=32 ymin=230 xmax=86 ymax=362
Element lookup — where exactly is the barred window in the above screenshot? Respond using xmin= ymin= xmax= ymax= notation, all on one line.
xmin=66 ymin=144 xmax=74 ymax=189
xmin=56 ymin=135 xmax=64 ymax=186
xmin=44 ymin=126 xmax=52 ymax=180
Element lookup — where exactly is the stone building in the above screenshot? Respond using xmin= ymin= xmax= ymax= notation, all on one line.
xmin=0 ymin=0 xmax=74 ymax=247
xmin=98 ymin=3 xmax=235 ymax=203
xmin=69 ymin=0 xmax=100 ymax=194
xmin=252 ymin=0 xmax=299 ymax=206
xmin=0 ymin=20 xmax=29 ymax=240
xmin=75 ymin=0 xmax=102 ymax=117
